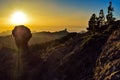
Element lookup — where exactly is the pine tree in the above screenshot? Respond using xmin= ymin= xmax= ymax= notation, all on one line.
xmin=98 ymin=9 xmax=105 ymax=27
xmin=106 ymin=2 xmax=115 ymax=23
xmin=88 ymin=14 xmax=97 ymax=32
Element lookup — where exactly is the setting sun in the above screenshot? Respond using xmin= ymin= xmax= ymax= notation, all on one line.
xmin=10 ymin=11 xmax=28 ymax=25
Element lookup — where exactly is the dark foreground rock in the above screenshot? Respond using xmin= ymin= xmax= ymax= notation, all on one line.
xmin=95 ymin=29 xmax=120 ymax=80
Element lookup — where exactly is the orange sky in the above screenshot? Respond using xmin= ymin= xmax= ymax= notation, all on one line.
xmin=0 ymin=7 xmax=88 ymax=32
xmin=0 ymin=0 xmax=91 ymax=32
xmin=0 ymin=0 xmax=119 ymax=32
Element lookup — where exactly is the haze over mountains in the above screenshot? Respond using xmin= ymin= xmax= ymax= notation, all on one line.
xmin=0 ymin=29 xmax=68 ymax=49
xmin=0 ymin=30 xmax=12 ymax=36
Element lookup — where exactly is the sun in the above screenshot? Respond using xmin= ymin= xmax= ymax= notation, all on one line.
xmin=10 ymin=11 xmax=28 ymax=25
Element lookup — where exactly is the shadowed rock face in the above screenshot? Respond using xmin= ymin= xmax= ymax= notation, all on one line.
xmin=12 ymin=25 xmax=32 ymax=50
xmin=95 ymin=29 xmax=120 ymax=80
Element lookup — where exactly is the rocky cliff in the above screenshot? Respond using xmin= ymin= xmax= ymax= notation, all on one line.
xmin=95 ymin=28 xmax=120 ymax=80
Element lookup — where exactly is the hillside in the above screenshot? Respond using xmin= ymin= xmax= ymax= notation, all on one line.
xmin=0 ymin=20 xmax=120 ymax=80
xmin=26 ymin=20 xmax=120 ymax=80
xmin=18 ymin=20 xmax=120 ymax=80
xmin=0 ymin=47 xmax=16 ymax=80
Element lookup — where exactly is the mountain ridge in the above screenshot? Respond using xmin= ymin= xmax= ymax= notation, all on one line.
xmin=0 ymin=29 xmax=69 ymax=49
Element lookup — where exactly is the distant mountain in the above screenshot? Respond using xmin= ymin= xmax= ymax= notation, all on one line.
xmin=0 ymin=29 xmax=69 ymax=49
xmin=0 ymin=30 xmax=11 ymax=36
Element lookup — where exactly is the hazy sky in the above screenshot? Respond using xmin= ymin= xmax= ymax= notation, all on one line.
xmin=0 ymin=0 xmax=120 ymax=32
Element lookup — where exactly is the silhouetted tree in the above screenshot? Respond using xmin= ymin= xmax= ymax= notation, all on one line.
xmin=98 ymin=9 xmax=105 ymax=27
xmin=88 ymin=14 xmax=98 ymax=33
xmin=106 ymin=2 xmax=115 ymax=23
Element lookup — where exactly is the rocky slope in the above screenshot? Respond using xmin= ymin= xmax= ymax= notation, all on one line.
xmin=29 ymin=21 xmax=120 ymax=80
xmin=28 ymin=28 xmax=110 ymax=80
xmin=95 ymin=29 xmax=120 ymax=80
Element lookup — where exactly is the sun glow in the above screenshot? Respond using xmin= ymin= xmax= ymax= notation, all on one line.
xmin=10 ymin=11 xmax=28 ymax=25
